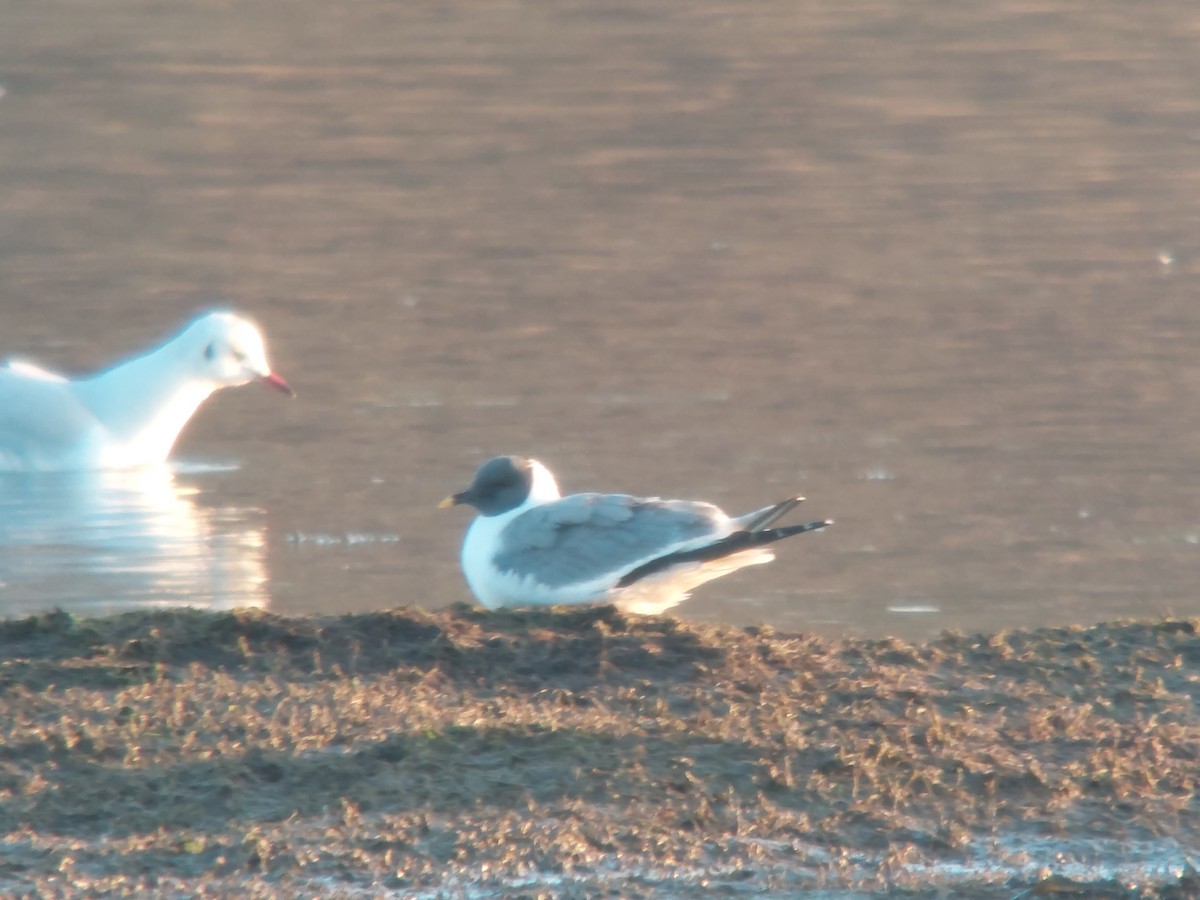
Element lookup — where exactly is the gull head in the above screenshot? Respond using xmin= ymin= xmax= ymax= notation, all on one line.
xmin=186 ymin=311 xmax=292 ymax=395
xmin=440 ymin=455 xmax=561 ymax=516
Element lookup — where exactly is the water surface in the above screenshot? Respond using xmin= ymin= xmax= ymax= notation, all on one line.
xmin=2 ymin=0 xmax=1199 ymax=638
xmin=0 ymin=465 xmax=267 ymax=618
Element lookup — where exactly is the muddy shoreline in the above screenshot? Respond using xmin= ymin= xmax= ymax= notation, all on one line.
xmin=1 ymin=607 xmax=1198 ymax=897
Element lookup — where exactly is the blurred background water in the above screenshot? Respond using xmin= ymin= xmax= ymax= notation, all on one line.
xmin=1 ymin=0 xmax=1199 ymax=638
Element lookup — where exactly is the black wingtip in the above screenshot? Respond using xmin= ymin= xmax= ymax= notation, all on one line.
xmin=766 ymin=518 xmax=832 ymax=540
xmin=616 ymin=517 xmax=831 ymax=589
xmin=744 ymin=496 xmax=806 ymax=532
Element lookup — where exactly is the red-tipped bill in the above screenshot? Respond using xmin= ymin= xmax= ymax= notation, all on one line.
xmin=261 ymin=371 xmax=294 ymax=396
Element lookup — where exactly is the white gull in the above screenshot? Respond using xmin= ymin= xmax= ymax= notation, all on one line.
xmin=0 ymin=310 xmax=291 ymax=472
xmin=440 ymin=455 xmax=831 ymax=615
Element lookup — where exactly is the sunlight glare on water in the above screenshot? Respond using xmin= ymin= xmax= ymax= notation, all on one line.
xmin=0 ymin=466 xmax=268 ymax=618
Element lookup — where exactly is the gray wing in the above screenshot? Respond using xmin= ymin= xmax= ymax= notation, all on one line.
xmin=494 ymin=493 xmax=728 ymax=588
xmin=0 ymin=363 xmax=95 ymax=461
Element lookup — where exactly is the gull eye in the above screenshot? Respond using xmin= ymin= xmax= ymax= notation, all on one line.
xmin=204 ymin=342 xmax=216 ymax=361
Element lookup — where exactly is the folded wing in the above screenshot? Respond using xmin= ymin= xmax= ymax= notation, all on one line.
xmin=0 ymin=363 xmax=97 ymax=469
xmin=494 ymin=493 xmax=730 ymax=588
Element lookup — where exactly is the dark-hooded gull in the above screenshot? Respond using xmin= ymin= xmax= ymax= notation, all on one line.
xmin=440 ymin=455 xmax=831 ymax=615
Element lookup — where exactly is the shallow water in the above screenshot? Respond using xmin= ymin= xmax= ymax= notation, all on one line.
xmin=389 ymin=834 xmax=1198 ymax=899
xmin=0 ymin=465 xmax=268 ymax=617
xmin=2 ymin=0 xmax=1200 ymax=638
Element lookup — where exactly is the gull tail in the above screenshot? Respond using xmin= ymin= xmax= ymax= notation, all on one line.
xmin=737 ymin=496 xmax=806 ymax=532
xmin=753 ymin=518 xmax=833 ymax=542
xmin=616 ymin=516 xmax=831 ymax=589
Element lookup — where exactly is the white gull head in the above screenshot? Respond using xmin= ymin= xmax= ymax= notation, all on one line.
xmin=0 ymin=309 xmax=291 ymax=472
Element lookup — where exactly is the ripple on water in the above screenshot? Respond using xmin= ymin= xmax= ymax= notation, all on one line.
xmin=887 ymin=603 xmax=941 ymax=615
xmin=285 ymin=532 xmax=402 ymax=546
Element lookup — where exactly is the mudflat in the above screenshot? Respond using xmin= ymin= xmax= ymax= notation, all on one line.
xmin=1 ymin=607 xmax=1197 ymax=897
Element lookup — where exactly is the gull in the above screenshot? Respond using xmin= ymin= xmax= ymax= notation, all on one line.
xmin=0 ymin=310 xmax=292 ymax=472
xmin=440 ymin=455 xmax=831 ymax=615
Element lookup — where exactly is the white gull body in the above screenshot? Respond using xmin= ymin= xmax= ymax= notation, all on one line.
xmin=0 ymin=310 xmax=291 ymax=472
xmin=442 ymin=456 xmax=831 ymax=615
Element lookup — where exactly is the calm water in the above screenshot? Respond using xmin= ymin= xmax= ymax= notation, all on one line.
xmin=2 ymin=0 xmax=1199 ymax=638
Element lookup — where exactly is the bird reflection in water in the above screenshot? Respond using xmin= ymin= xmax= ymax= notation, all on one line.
xmin=0 ymin=464 xmax=269 ymax=618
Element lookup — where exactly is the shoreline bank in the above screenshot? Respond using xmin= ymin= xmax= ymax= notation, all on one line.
xmin=2 ymin=606 xmax=1197 ymax=897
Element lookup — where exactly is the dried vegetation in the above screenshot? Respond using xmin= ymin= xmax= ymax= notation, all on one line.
xmin=1 ymin=606 xmax=1199 ymax=897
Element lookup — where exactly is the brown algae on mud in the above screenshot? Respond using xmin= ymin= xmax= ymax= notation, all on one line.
xmin=1 ymin=606 xmax=1199 ymax=898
